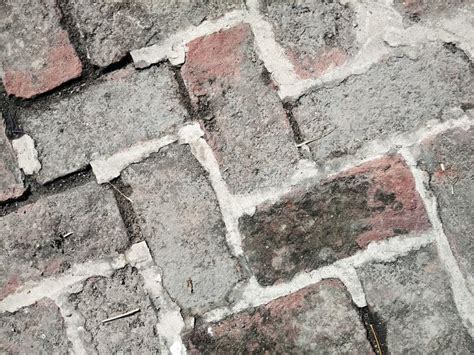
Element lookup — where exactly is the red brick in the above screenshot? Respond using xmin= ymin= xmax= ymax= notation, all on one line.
xmin=184 ymin=279 xmax=371 ymax=353
xmin=181 ymin=24 xmax=299 ymax=194
xmin=240 ymin=155 xmax=431 ymax=285
xmin=1 ymin=1 xmax=82 ymax=98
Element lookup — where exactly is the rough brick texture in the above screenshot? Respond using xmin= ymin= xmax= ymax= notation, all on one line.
xmin=68 ymin=266 xmax=160 ymax=353
xmin=394 ymin=0 xmax=469 ymax=23
xmin=417 ymin=127 xmax=474 ymax=294
xmin=357 ymin=245 xmax=473 ymax=353
xmin=0 ymin=0 xmax=82 ymax=98
xmin=262 ymin=0 xmax=357 ymax=79
xmin=181 ymin=24 xmax=299 ymax=194
xmin=185 ymin=279 xmax=371 ymax=353
xmin=240 ymin=155 xmax=431 ymax=285
xmin=293 ymin=44 xmax=472 ymax=165
xmin=68 ymin=0 xmax=245 ymax=67
xmin=0 ymin=298 xmax=70 ymax=353
xmin=122 ymin=144 xmax=244 ymax=314
xmin=21 ymin=66 xmax=187 ymax=184
xmin=0 ymin=118 xmax=24 ymax=202
xmin=0 ymin=183 xmax=128 ymax=300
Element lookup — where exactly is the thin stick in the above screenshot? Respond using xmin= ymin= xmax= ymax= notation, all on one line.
xmin=108 ymin=183 xmax=133 ymax=204
xmin=369 ymin=324 xmax=383 ymax=355
xmin=296 ymin=127 xmax=336 ymax=148
xmin=62 ymin=232 xmax=73 ymax=239
xmin=101 ymin=308 xmax=140 ymax=324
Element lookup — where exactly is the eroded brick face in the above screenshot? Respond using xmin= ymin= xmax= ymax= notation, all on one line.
xmin=0 ymin=1 xmax=82 ymax=98
xmin=240 ymin=155 xmax=431 ymax=285
xmin=0 ymin=298 xmax=70 ymax=353
xmin=394 ymin=0 xmax=469 ymax=23
xmin=181 ymin=24 xmax=299 ymax=194
xmin=185 ymin=279 xmax=371 ymax=353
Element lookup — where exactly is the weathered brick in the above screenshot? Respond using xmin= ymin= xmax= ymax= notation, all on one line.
xmin=68 ymin=0 xmax=245 ymax=67
xmin=394 ymin=0 xmax=469 ymax=23
xmin=20 ymin=66 xmax=187 ymax=184
xmin=0 ymin=118 xmax=25 ymax=202
xmin=262 ymin=0 xmax=357 ymax=79
xmin=240 ymin=155 xmax=431 ymax=286
xmin=68 ymin=266 xmax=160 ymax=353
xmin=293 ymin=44 xmax=472 ymax=165
xmin=0 ymin=0 xmax=82 ymax=98
xmin=122 ymin=144 xmax=244 ymax=314
xmin=185 ymin=279 xmax=372 ymax=353
xmin=357 ymin=245 xmax=473 ymax=353
xmin=0 ymin=183 xmax=128 ymax=300
xmin=0 ymin=298 xmax=70 ymax=353
xmin=181 ymin=24 xmax=299 ymax=194
xmin=417 ymin=127 xmax=474 ymax=294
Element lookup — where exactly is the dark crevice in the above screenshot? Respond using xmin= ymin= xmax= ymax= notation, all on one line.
xmin=359 ymin=306 xmax=388 ymax=355
xmin=0 ymin=166 xmax=93 ymax=217
xmin=108 ymin=177 xmax=144 ymax=245
xmin=171 ymin=65 xmax=195 ymax=120
xmin=101 ymin=54 xmax=134 ymax=75
xmin=283 ymin=101 xmax=304 ymax=144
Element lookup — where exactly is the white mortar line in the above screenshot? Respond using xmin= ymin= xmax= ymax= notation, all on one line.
xmin=12 ymin=134 xmax=41 ymax=175
xmin=400 ymin=148 xmax=474 ymax=337
xmin=204 ymin=231 xmax=434 ymax=322
xmin=0 ymin=256 xmax=126 ymax=313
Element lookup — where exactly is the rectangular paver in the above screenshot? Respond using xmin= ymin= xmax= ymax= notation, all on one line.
xmin=181 ymin=24 xmax=299 ymax=194
xmin=0 ymin=183 xmax=129 ymax=300
xmin=122 ymin=144 xmax=244 ymax=314
xmin=21 ymin=66 xmax=187 ymax=184
xmin=184 ymin=279 xmax=372 ymax=353
xmin=240 ymin=155 xmax=431 ymax=285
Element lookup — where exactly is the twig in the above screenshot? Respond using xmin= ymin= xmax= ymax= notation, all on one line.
xmin=187 ymin=278 xmax=194 ymax=294
xmin=108 ymin=183 xmax=133 ymax=204
xmin=62 ymin=232 xmax=73 ymax=239
xmin=296 ymin=127 xmax=336 ymax=148
xmin=101 ymin=308 xmax=140 ymax=324
xmin=369 ymin=324 xmax=383 ymax=355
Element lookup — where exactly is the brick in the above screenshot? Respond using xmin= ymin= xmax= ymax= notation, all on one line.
xmin=0 ymin=0 xmax=82 ymax=98
xmin=122 ymin=144 xmax=244 ymax=314
xmin=357 ymin=245 xmax=473 ymax=353
xmin=68 ymin=266 xmax=160 ymax=353
xmin=68 ymin=0 xmax=245 ymax=67
xmin=417 ymin=127 xmax=474 ymax=294
xmin=0 ymin=298 xmax=70 ymax=353
xmin=0 ymin=118 xmax=25 ymax=202
xmin=240 ymin=155 xmax=431 ymax=286
xmin=394 ymin=0 xmax=469 ymax=23
xmin=0 ymin=183 xmax=128 ymax=300
xmin=293 ymin=44 xmax=472 ymax=165
xmin=181 ymin=24 xmax=299 ymax=194
xmin=262 ymin=0 xmax=357 ymax=79
xmin=184 ymin=279 xmax=372 ymax=353
xmin=20 ymin=66 xmax=187 ymax=184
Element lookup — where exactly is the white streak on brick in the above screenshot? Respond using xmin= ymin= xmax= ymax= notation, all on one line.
xmin=401 ymin=148 xmax=474 ymax=337
xmin=12 ymin=134 xmax=41 ymax=175
xmin=91 ymin=135 xmax=177 ymax=184
xmin=131 ymin=10 xmax=247 ymax=68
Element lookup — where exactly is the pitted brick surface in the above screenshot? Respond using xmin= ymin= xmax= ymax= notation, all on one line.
xmin=0 ymin=183 xmax=128 ymax=300
xmin=181 ymin=24 xmax=299 ymax=194
xmin=240 ymin=155 xmax=431 ymax=285
xmin=0 ymin=118 xmax=24 ymax=202
xmin=185 ymin=279 xmax=371 ymax=353
xmin=0 ymin=0 xmax=82 ymax=98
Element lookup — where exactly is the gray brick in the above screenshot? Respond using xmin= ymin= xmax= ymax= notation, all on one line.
xmin=0 ymin=118 xmax=24 ymax=202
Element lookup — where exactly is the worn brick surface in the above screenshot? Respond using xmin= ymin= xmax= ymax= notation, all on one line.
xmin=293 ymin=44 xmax=473 ymax=165
xmin=181 ymin=24 xmax=299 ymax=194
xmin=394 ymin=0 xmax=469 ymax=24
xmin=262 ymin=0 xmax=357 ymax=79
xmin=240 ymin=155 xmax=431 ymax=286
xmin=21 ymin=66 xmax=187 ymax=184
xmin=68 ymin=266 xmax=160 ymax=353
xmin=0 ymin=118 xmax=24 ymax=202
xmin=0 ymin=0 xmax=82 ymax=98
xmin=68 ymin=0 xmax=245 ymax=67
xmin=122 ymin=144 xmax=244 ymax=314
xmin=185 ymin=279 xmax=371 ymax=353
xmin=0 ymin=298 xmax=70 ymax=353
xmin=0 ymin=183 xmax=128 ymax=300
xmin=357 ymin=245 xmax=473 ymax=353
xmin=417 ymin=127 xmax=474 ymax=294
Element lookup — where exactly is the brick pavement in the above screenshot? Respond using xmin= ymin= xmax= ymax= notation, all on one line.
xmin=1 ymin=1 xmax=473 ymax=353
